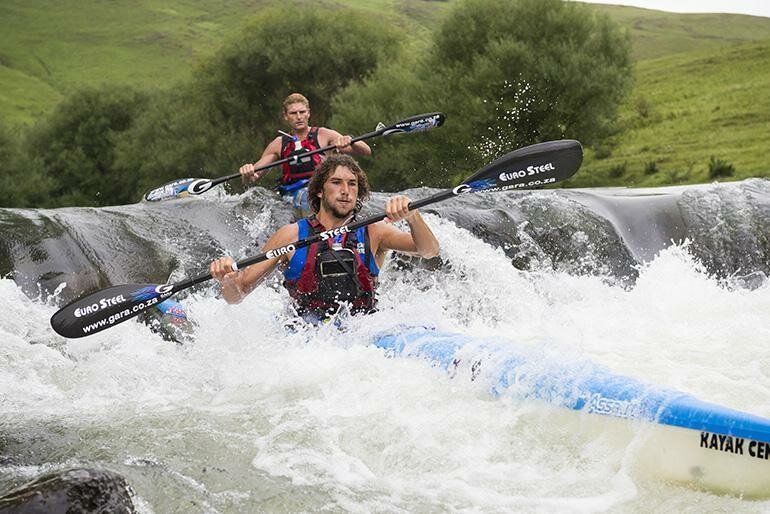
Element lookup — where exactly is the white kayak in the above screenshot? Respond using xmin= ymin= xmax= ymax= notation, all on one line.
xmin=372 ymin=328 xmax=770 ymax=498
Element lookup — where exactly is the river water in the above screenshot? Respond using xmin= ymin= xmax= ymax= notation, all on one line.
xmin=1 ymin=180 xmax=769 ymax=512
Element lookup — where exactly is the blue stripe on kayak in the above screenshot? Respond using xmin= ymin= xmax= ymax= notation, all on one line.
xmin=373 ymin=328 xmax=770 ymax=445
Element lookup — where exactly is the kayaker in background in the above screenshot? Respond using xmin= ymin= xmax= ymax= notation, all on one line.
xmin=213 ymin=154 xmax=438 ymax=323
xmin=239 ymin=93 xmax=372 ymax=217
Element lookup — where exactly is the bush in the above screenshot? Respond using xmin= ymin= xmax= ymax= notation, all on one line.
xmin=0 ymin=124 xmax=55 ymax=207
xmin=665 ymin=166 xmax=693 ymax=184
xmin=636 ymin=96 xmax=651 ymax=119
xmin=644 ymin=160 xmax=658 ymax=175
xmin=708 ymin=156 xmax=735 ymax=179
xmin=608 ymin=162 xmax=626 ymax=178
xmin=23 ymin=86 xmax=148 ymax=207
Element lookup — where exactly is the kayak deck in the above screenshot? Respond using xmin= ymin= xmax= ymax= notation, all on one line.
xmin=373 ymin=328 xmax=770 ymax=498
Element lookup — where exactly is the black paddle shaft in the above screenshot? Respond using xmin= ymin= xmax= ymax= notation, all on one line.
xmin=52 ymin=139 xmax=582 ymax=338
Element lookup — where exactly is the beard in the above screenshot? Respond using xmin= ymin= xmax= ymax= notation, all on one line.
xmin=320 ymin=195 xmax=355 ymax=220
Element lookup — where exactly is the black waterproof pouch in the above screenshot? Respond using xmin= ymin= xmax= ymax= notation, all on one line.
xmin=288 ymin=147 xmax=316 ymax=173
xmin=316 ymin=247 xmax=361 ymax=301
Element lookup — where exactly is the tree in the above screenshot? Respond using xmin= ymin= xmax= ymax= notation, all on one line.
xmin=0 ymin=123 xmax=54 ymax=208
xmin=117 ymin=3 xmax=401 ymax=196
xmin=332 ymin=0 xmax=632 ymax=189
xmin=24 ymin=86 xmax=148 ymax=207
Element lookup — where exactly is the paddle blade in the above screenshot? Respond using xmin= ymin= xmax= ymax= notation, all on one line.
xmin=462 ymin=139 xmax=583 ymax=192
xmin=50 ymin=283 xmax=175 ymax=338
xmin=143 ymin=177 xmax=216 ymax=202
xmin=380 ymin=112 xmax=445 ymax=136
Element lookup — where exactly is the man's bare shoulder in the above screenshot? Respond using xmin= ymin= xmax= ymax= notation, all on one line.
xmin=368 ymin=220 xmax=398 ymax=244
xmin=316 ymin=126 xmax=340 ymax=143
xmin=255 ymin=136 xmax=283 ymax=164
xmin=262 ymin=222 xmax=302 ymax=265
xmin=266 ymin=136 xmax=283 ymax=150
xmin=272 ymin=222 xmax=301 ymax=244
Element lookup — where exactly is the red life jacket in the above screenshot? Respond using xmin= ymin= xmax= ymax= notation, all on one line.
xmin=283 ymin=216 xmax=379 ymax=317
xmin=280 ymin=127 xmax=323 ymax=185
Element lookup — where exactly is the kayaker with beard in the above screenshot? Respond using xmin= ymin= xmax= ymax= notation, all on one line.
xmin=239 ymin=93 xmax=372 ymax=217
xmin=211 ymin=154 xmax=439 ymax=322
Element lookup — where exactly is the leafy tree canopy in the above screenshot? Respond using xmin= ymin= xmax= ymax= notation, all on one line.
xmin=22 ymin=87 xmax=147 ymax=207
xmin=333 ymin=0 xmax=632 ymax=189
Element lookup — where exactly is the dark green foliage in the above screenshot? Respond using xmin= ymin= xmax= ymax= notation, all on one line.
xmin=7 ymin=0 xmax=631 ymax=206
xmin=333 ymin=0 xmax=632 ymax=190
xmin=636 ymin=96 xmax=651 ymax=118
xmin=594 ymin=143 xmax=613 ymax=159
xmin=199 ymin=5 xmax=399 ymax=131
xmin=23 ymin=87 xmax=148 ymax=207
xmin=609 ymin=162 xmax=626 ymax=178
xmin=644 ymin=160 xmax=658 ymax=175
xmin=708 ymin=155 xmax=735 ymax=179
xmin=113 ymin=87 xmax=235 ymax=196
xmin=0 ymin=124 xmax=54 ymax=208
xmin=0 ymin=125 xmax=23 ymax=204
xmin=116 ymin=4 xmax=401 ymax=197
xmin=331 ymin=55 xmax=452 ymax=191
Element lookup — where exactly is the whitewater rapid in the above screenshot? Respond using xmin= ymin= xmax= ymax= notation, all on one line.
xmin=1 ymin=183 xmax=770 ymax=512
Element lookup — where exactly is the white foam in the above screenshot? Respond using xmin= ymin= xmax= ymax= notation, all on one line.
xmin=1 ymin=218 xmax=768 ymax=511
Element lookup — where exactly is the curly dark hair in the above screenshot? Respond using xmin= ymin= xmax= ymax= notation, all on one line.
xmin=307 ymin=154 xmax=371 ymax=214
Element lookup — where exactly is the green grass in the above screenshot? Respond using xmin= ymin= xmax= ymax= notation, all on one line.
xmin=0 ymin=0 xmax=244 ymax=124
xmin=573 ymin=39 xmax=770 ymax=187
xmin=0 ymin=0 xmax=447 ymax=126
xmin=1 ymin=0 xmax=767 ymax=125
xmin=589 ymin=4 xmax=770 ymax=60
xmin=0 ymin=64 xmax=62 ymax=124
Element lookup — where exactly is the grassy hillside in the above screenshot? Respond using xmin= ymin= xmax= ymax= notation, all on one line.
xmin=573 ymin=39 xmax=770 ymax=186
xmin=3 ymin=1 xmax=770 ymax=126
xmin=0 ymin=0 xmax=248 ymax=124
xmin=589 ymin=4 xmax=770 ymax=60
xmin=0 ymin=0 xmax=448 ymax=126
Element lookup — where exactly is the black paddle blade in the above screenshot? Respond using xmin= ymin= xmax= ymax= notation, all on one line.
xmin=380 ymin=112 xmax=445 ymax=136
xmin=50 ymin=283 xmax=174 ymax=338
xmin=143 ymin=177 xmax=216 ymax=202
xmin=462 ymin=139 xmax=583 ymax=192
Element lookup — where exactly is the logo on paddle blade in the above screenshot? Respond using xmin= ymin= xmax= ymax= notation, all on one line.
xmin=187 ymin=179 xmax=214 ymax=195
xmin=130 ymin=286 xmax=164 ymax=301
xmin=73 ymin=293 xmax=128 ymax=317
xmin=145 ymin=178 xmax=194 ymax=201
xmin=453 ymin=178 xmax=497 ymax=195
xmin=498 ymin=162 xmax=555 ymax=182
xmin=385 ymin=114 xmax=444 ymax=136
xmin=155 ymin=284 xmax=174 ymax=295
xmin=267 ymin=245 xmax=296 ymax=259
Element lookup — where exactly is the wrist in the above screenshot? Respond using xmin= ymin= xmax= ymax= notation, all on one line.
xmin=222 ymin=274 xmax=242 ymax=292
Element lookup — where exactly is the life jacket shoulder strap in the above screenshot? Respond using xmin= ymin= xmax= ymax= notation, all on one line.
xmin=305 ymin=215 xmax=375 ymax=270
xmin=307 ymin=126 xmax=319 ymax=144
xmin=282 ymin=127 xmax=319 ymax=150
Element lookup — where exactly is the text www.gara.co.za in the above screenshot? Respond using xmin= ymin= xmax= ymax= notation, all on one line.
xmin=81 ymin=297 xmax=159 ymax=334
